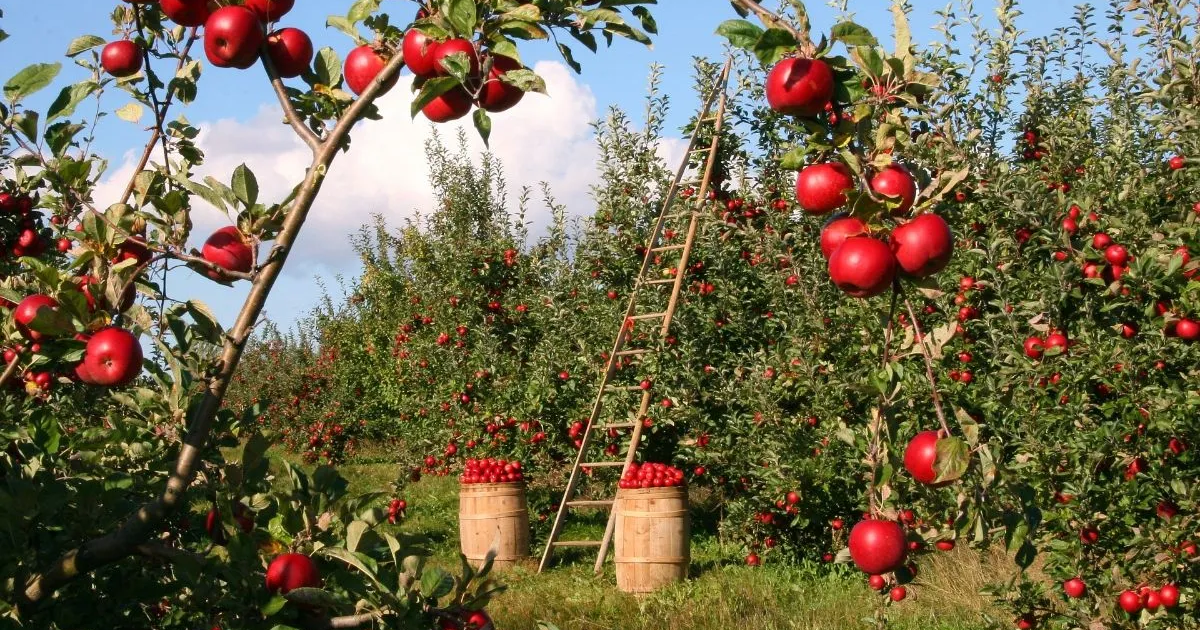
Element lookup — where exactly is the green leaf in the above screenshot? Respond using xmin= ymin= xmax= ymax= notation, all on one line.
xmin=242 ymin=432 xmax=270 ymax=474
xmin=410 ymin=77 xmax=459 ymax=118
xmin=5 ymin=62 xmax=61 ymax=102
xmin=472 ymin=108 xmax=491 ymax=146
xmin=346 ymin=520 xmax=368 ymax=552
xmin=44 ymin=121 xmax=84 ymax=157
xmin=47 ymin=81 xmax=99 ymax=122
xmin=831 ymin=22 xmax=878 ymax=47
xmin=186 ymin=300 xmax=224 ymax=344
xmin=231 ymin=163 xmax=259 ymax=207
xmin=346 ymin=0 xmax=381 ymax=22
xmin=284 ymin=587 xmax=340 ymax=609
xmin=115 ymin=103 xmax=144 ymax=123
xmin=933 ymin=436 xmax=969 ymax=484
xmin=318 ymin=547 xmax=389 ymax=592
xmin=13 ymin=111 xmax=39 ymax=142
xmin=752 ymin=28 xmax=798 ymax=67
xmin=443 ymin=0 xmax=479 ymax=37
xmin=312 ymin=47 xmax=343 ymax=87
xmin=420 ymin=567 xmax=454 ymax=599
xmin=715 ymin=19 xmax=763 ymax=50
xmin=325 ymin=16 xmax=361 ymax=43
xmin=66 ymin=35 xmax=106 ymax=57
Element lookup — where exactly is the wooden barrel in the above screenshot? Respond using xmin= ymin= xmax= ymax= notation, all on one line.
xmin=614 ymin=486 xmax=690 ymax=593
xmin=459 ymin=482 xmax=530 ymax=570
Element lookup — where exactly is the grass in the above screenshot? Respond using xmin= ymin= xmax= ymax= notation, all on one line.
xmin=287 ymin=453 xmax=1011 ymax=630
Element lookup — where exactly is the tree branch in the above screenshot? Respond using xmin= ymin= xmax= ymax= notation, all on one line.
xmin=727 ymin=0 xmax=810 ymax=50
xmin=261 ymin=51 xmax=322 ymax=153
xmin=0 ymin=357 xmax=20 ymax=392
xmin=903 ymin=297 xmax=951 ymax=437
xmin=302 ymin=610 xmax=391 ymax=630
xmin=20 ymin=48 xmax=409 ymax=608
xmin=134 ymin=541 xmax=206 ymax=566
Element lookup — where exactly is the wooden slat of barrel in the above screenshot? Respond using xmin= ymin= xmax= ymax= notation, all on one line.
xmin=459 ymin=482 xmax=530 ymax=570
xmin=614 ymin=486 xmax=689 ymax=593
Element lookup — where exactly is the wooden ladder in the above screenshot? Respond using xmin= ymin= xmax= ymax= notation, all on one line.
xmin=538 ymin=58 xmax=733 ymax=574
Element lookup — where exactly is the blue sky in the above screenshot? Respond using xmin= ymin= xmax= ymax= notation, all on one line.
xmin=1 ymin=1 xmax=1077 ymax=332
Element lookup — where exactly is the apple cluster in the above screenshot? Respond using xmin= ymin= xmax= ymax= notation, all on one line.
xmin=460 ymin=458 xmax=524 ymax=484
xmin=386 ymin=498 xmax=407 ymax=525
xmin=618 ymin=462 xmax=685 ymax=489
xmin=764 ymin=56 xmax=954 ymax=298
xmin=0 ymin=191 xmax=53 ymax=260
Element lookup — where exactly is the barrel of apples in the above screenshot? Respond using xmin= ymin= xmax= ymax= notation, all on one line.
xmin=614 ymin=462 xmax=690 ymax=593
xmin=458 ymin=458 xmax=530 ymax=570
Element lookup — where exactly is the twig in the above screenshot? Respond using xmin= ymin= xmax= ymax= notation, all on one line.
xmin=301 ymin=610 xmax=390 ymax=630
xmin=866 ymin=284 xmax=902 ymax=516
xmin=0 ymin=357 xmax=20 ymax=391
xmin=727 ymin=0 xmax=811 ymax=49
xmin=261 ymin=48 xmax=322 ymax=153
xmin=20 ymin=46 xmax=409 ymax=607
xmin=903 ymin=297 xmax=951 ymax=437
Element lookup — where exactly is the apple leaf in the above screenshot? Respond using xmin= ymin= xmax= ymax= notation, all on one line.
xmin=443 ymin=0 xmax=478 ymax=38
xmin=715 ymin=19 xmax=763 ymax=51
xmin=473 ymin=109 xmax=491 ymax=147
xmin=346 ymin=0 xmax=381 ymax=23
xmin=346 ymin=520 xmax=368 ymax=552
xmin=420 ymin=567 xmax=454 ymax=598
xmin=12 ymin=111 xmax=39 ymax=143
xmin=284 ymin=587 xmax=339 ymax=609
xmin=5 ymin=62 xmax=61 ymax=103
xmin=831 ymin=21 xmax=878 ymax=48
xmin=752 ymin=28 xmax=798 ymax=67
xmin=556 ymin=42 xmax=582 ymax=73
xmin=47 ymin=81 xmax=99 ymax=123
xmin=933 ymin=436 xmax=969 ymax=484
xmin=500 ymin=68 xmax=546 ymax=95
xmin=437 ymin=51 xmax=474 ymax=85
xmin=44 ymin=121 xmax=84 ymax=158
xmin=410 ymin=77 xmax=459 ymax=118
xmin=325 ymin=16 xmax=361 ymax=43
xmin=231 ymin=163 xmax=259 ymax=208
xmin=66 ymin=35 xmax=105 ymax=57
xmin=632 ymin=6 xmax=657 ymax=35
xmin=312 ymin=47 xmax=343 ymax=89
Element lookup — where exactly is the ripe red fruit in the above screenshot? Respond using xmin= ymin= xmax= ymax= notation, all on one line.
xmin=848 ymin=520 xmax=907 ymax=575
xmin=1144 ymin=590 xmax=1162 ymax=612
xmin=870 ymin=164 xmax=918 ymax=214
xmin=1168 ymin=155 xmax=1185 ymax=170
xmin=1158 ymin=584 xmax=1180 ymax=609
xmin=243 ymin=0 xmax=294 ymax=23
xmin=83 ymin=327 xmax=143 ymax=387
xmin=1023 ymin=336 xmax=1044 ymax=359
xmin=431 ymin=38 xmax=480 ymax=77
xmin=265 ymin=553 xmax=321 ymax=594
xmin=202 ymin=226 xmax=254 ymax=280
xmin=478 ymin=54 xmax=525 ymax=113
xmin=1104 ymin=244 xmax=1129 ymax=266
xmin=745 ymin=552 xmax=760 ymax=566
xmin=795 ymin=162 xmax=854 ymax=214
xmin=204 ymin=7 xmax=264 ymax=70
xmin=1063 ymin=578 xmax=1086 ymax=598
xmin=1044 ymin=332 xmax=1068 ymax=354
xmin=101 ymin=40 xmax=143 ymax=77
xmin=1016 ymin=614 xmax=1035 ymax=629
xmin=820 ymin=215 xmax=868 ymax=260
xmin=463 ymin=610 xmax=492 ymax=630
xmin=889 ymin=586 xmax=907 ymax=602
xmin=345 ymin=45 xmax=398 ymax=96
xmin=266 ymin=28 xmax=313 ymax=79
xmin=1079 ymin=527 xmax=1099 ymax=545
xmin=890 ymin=214 xmax=953 ymax=277
xmin=402 ymin=29 xmax=440 ymax=77
xmin=1118 ymin=590 xmax=1142 ymax=614
xmin=868 ymin=574 xmax=886 ymax=590
xmin=204 ymin=505 xmax=254 ymax=543
xmin=935 ymin=540 xmax=955 ymax=551
xmin=423 ymin=88 xmax=473 ymax=123
xmin=786 ymin=491 xmax=800 ymax=505
xmin=1091 ymin=233 xmax=1112 ymax=250
xmin=159 ymin=0 xmax=212 ymax=27
xmin=14 ymin=295 xmax=59 ymax=341
xmin=827 ymin=236 xmax=897 ymax=298
xmin=1175 ymin=318 xmax=1199 ymax=341
xmin=903 ymin=430 xmax=948 ymax=485
xmin=764 ymin=57 xmax=834 ymax=117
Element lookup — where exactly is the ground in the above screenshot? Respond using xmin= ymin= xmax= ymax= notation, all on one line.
xmin=300 ymin=454 xmax=1013 ymax=630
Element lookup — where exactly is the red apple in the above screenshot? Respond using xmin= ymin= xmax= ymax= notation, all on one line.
xmin=889 ymin=586 xmax=907 ymax=602
xmin=101 ymin=40 xmax=143 ymax=77
xmin=202 ymin=226 xmax=254 ymax=280
xmin=1023 ymin=336 xmax=1044 ymax=359
xmin=423 ymin=87 xmax=473 ymax=123
xmin=765 ymin=57 xmax=834 ymax=117
xmin=1158 ymin=584 xmax=1180 ymax=609
xmin=1063 ymin=578 xmax=1086 ymax=598
xmin=1118 ymin=590 xmax=1143 ymax=614
xmin=1176 ymin=318 xmax=1199 ymax=341
xmin=463 ymin=611 xmax=493 ymax=630
xmin=868 ymin=574 xmax=886 ymax=590
xmin=904 ymin=430 xmax=950 ymax=486
xmin=795 ymin=162 xmax=854 ymax=214
xmin=1044 ymin=332 xmax=1068 ymax=353
xmin=870 ymin=164 xmax=918 ymax=214
xmin=827 ymin=236 xmax=897 ymax=298
xmin=431 ymin=38 xmax=480 ymax=77
xmin=745 ymin=552 xmax=760 ymax=566
xmin=243 ymin=0 xmax=294 ymax=23
xmin=1091 ymin=233 xmax=1111 ymax=250
xmin=477 ymin=54 xmax=524 ymax=113
xmin=159 ymin=0 xmax=212 ymax=27
xmin=266 ymin=28 xmax=312 ymax=79
xmin=1169 ymin=155 xmax=1185 ymax=170
xmin=265 ymin=553 xmax=321 ymax=594
xmin=890 ymin=214 xmax=953 ymax=277
xmin=820 ymin=215 xmax=868 ymax=260
xmin=83 ymin=327 xmax=143 ymax=387
xmin=204 ymin=6 xmax=264 ymax=69
xmin=848 ymin=519 xmax=907 ymax=575
xmin=402 ymin=29 xmax=440 ymax=77
xmin=1104 ymin=244 xmax=1129 ymax=266
xmin=13 ymin=295 xmax=59 ymax=341
xmin=344 ymin=45 xmax=398 ymax=96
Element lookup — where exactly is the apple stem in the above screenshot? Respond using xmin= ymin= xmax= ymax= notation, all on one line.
xmin=903 ymin=297 xmax=952 ymax=437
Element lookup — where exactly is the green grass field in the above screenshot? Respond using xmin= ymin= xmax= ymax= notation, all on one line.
xmin=324 ymin=457 xmax=1010 ymax=630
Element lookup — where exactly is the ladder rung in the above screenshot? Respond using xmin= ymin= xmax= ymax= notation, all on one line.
xmin=552 ymin=540 xmax=603 ymax=548
xmin=566 ymin=500 xmax=614 ymax=508
xmin=646 ymin=278 xmax=676 ymax=285
xmin=665 ymin=212 xmax=694 ymax=219
xmin=689 ymin=147 xmax=711 ymax=154
xmin=602 ymin=422 xmax=637 ymax=429
xmin=700 ymin=115 xmax=719 ymax=123
xmin=615 ymin=349 xmax=650 ymax=357
xmin=630 ymin=312 xmax=666 ymax=320
xmin=652 ymin=244 xmax=685 ymax=253
xmin=581 ymin=461 xmax=626 ymax=468
xmin=605 ymin=385 xmax=644 ymax=392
